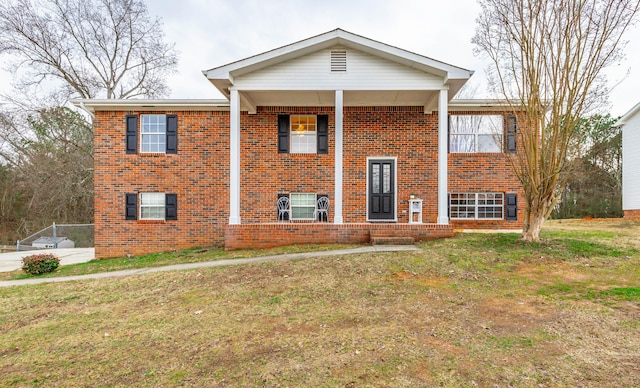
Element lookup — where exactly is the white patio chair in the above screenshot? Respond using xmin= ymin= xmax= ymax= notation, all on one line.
xmin=315 ymin=196 xmax=329 ymax=222
xmin=277 ymin=196 xmax=290 ymax=222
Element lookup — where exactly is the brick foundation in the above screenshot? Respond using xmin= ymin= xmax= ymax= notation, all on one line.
xmin=624 ymin=209 xmax=640 ymax=220
xmin=224 ymin=223 xmax=453 ymax=250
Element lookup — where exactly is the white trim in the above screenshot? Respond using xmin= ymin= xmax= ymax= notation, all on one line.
xmin=366 ymin=156 xmax=398 ymax=222
xmin=70 ymin=99 xmax=229 ymax=112
xmin=334 ymin=90 xmax=344 ymax=224
xmin=229 ymin=89 xmax=241 ymax=224
xmin=437 ymin=89 xmax=449 ymax=224
xmin=617 ymin=100 xmax=640 ymax=126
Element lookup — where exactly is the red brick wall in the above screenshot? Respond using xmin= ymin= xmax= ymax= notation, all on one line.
xmin=224 ymin=223 xmax=453 ymax=250
xmin=448 ymin=111 xmax=525 ymax=230
xmin=94 ymin=106 xmax=524 ymax=258
xmin=93 ymin=110 xmax=229 ymax=258
xmin=240 ymin=107 xmax=335 ymax=223
xmin=624 ymin=209 xmax=640 ymax=220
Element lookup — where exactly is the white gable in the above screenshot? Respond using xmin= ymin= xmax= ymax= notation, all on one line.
xmin=203 ymin=29 xmax=472 ymax=110
xmin=234 ymin=46 xmax=445 ymax=91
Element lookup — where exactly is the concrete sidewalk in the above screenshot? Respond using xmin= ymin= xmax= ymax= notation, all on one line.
xmin=0 ymin=248 xmax=95 ymax=273
xmin=0 ymin=245 xmax=418 ymax=288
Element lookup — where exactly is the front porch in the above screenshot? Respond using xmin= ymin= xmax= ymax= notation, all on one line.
xmin=224 ymin=223 xmax=454 ymax=250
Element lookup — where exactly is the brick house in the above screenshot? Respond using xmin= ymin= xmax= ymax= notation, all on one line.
xmin=75 ymin=29 xmax=524 ymax=259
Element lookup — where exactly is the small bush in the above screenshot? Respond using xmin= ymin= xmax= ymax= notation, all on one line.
xmin=21 ymin=253 xmax=60 ymax=275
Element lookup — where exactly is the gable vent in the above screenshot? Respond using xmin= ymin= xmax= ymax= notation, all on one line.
xmin=331 ymin=50 xmax=347 ymax=72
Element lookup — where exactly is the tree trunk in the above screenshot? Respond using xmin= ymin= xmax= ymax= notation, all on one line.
xmin=522 ymin=211 xmax=546 ymax=241
xmin=522 ymin=199 xmax=554 ymax=242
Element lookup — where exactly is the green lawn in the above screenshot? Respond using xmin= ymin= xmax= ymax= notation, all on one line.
xmin=1 ymin=220 xmax=639 ymax=386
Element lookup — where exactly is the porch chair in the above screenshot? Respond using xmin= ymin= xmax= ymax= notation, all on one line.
xmin=315 ymin=196 xmax=329 ymax=222
xmin=277 ymin=196 xmax=290 ymax=222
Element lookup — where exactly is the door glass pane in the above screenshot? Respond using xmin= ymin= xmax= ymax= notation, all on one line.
xmin=383 ymin=164 xmax=391 ymax=193
xmin=372 ymin=164 xmax=380 ymax=194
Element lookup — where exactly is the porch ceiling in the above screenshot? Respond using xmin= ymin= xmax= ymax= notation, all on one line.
xmin=241 ymin=90 xmax=440 ymax=110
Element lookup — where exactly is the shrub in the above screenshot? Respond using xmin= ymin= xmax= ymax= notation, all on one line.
xmin=21 ymin=253 xmax=60 ymax=275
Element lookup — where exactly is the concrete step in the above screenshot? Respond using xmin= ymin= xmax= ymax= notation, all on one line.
xmin=370 ymin=236 xmax=415 ymax=245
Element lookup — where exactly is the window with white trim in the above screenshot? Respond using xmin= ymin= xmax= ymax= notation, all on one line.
xmin=290 ymin=115 xmax=317 ymax=154
xmin=140 ymin=192 xmax=166 ymax=220
xmin=141 ymin=114 xmax=167 ymax=153
xmin=450 ymin=193 xmax=504 ymax=220
xmin=290 ymin=193 xmax=316 ymax=220
xmin=450 ymin=115 xmax=503 ymax=153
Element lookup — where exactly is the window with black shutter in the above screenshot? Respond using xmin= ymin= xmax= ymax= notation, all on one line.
xmin=506 ymin=115 xmax=517 ymax=153
xmin=317 ymin=115 xmax=329 ymax=154
xmin=278 ymin=115 xmax=289 ymax=153
xmin=125 ymin=193 xmax=138 ymax=220
xmin=506 ymin=193 xmax=518 ymax=220
xmin=278 ymin=114 xmax=329 ymax=154
xmin=165 ymin=193 xmax=177 ymax=220
xmin=166 ymin=115 xmax=178 ymax=154
xmin=126 ymin=115 xmax=138 ymax=154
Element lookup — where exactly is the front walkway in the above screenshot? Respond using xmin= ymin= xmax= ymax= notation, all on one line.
xmin=0 ymin=245 xmax=418 ymax=288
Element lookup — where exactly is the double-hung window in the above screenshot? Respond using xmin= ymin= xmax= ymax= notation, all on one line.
xmin=450 ymin=115 xmax=503 ymax=153
xmin=290 ymin=193 xmax=316 ymax=220
xmin=290 ymin=115 xmax=317 ymax=154
xmin=450 ymin=193 xmax=504 ymax=220
xmin=278 ymin=114 xmax=328 ymax=154
xmin=125 ymin=192 xmax=178 ymax=221
xmin=140 ymin=193 xmax=166 ymax=220
xmin=141 ymin=114 xmax=167 ymax=153
xmin=126 ymin=114 xmax=177 ymax=154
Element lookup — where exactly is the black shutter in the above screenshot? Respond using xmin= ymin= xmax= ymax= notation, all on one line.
xmin=506 ymin=193 xmax=517 ymax=220
xmin=166 ymin=114 xmax=178 ymax=154
xmin=125 ymin=193 xmax=138 ymax=220
xmin=277 ymin=193 xmax=289 ymax=221
xmin=447 ymin=194 xmax=450 ymax=218
xmin=278 ymin=115 xmax=289 ymax=153
xmin=317 ymin=115 xmax=329 ymax=154
xmin=126 ymin=115 xmax=138 ymax=154
xmin=506 ymin=114 xmax=517 ymax=153
xmin=165 ymin=193 xmax=177 ymax=220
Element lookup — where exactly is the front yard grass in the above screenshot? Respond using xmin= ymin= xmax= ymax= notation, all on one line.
xmin=0 ymin=220 xmax=639 ymax=386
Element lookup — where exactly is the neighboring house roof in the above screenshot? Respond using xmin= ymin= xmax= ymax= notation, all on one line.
xmin=32 ymin=237 xmax=69 ymax=244
xmin=203 ymin=28 xmax=474 ymax=111
xmin=617 ymin=101 xmax=640 ymax=126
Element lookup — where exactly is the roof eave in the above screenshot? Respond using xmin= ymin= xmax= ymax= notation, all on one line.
xmin=71 ymin=99 xmax=230 ymax=112
xmin=616 ymin=101 xmax=640 ymax=126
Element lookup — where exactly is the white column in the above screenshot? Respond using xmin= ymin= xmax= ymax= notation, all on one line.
xmin=437 ymin=88 xmax=449 ymax=224
xmin=229 ymin=89 xmax=241 ymax=224
xmin=334 ymin=90 xmax=344 ymax=224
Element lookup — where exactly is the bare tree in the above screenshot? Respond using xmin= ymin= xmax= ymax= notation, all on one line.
xmin=0 ymin=0 xmax=178 ymax=100
xmin=473 ymin=0 xmax=639 ymax=241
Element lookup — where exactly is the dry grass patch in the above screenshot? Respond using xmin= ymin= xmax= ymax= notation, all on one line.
xmin=1 ymin=220 xmax=639 ymax=386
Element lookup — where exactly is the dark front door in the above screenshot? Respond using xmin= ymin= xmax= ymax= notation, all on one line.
xmin=368 ymin=159 xmax=395 ymax=220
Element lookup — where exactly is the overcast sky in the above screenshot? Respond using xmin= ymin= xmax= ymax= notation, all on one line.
xmin=5 ymin=0 xmax=640 ymax=117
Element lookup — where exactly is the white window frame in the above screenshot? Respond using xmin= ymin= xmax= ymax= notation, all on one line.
xmin=140 ymin=114 xmax=166 ymax=153
xmin=450 ymin=115 xmax=504 ymax=153
xmin=450 ymin=192 xmax=504 ymax=220
xmin=290 ymin=115 xmax=317 ymax=154
xmin=290 ymin=193 xmax=316 ymax=220
xmin=140 ymin=192 xmax=165 ymax=220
